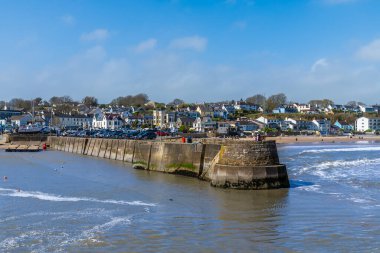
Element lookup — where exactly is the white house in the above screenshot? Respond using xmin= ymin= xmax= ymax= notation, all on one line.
xmin=216 ymin=122 xmax=230 ymax=134
xmin=358 ymin=105 xmax=375 ymax=113
xmin=54 ymin=114 xmax=92 ymax=129
xmin=294 ymin=103 xmax=311 ymax=113
xmin=153 ymin=110 xmax=166 ymax=128
xmin=92 ymin=114 xmax=123 ymax=130
xmin=234 ymin=100 xmax=261 ymax=111
xmin=256 ymin=116 xmax=281 ymax=125
xmin=312 ymin=119 xmax=331 ymax=135
xmin=355 ymin=117 xmax=380 ymax=132
xmin=193 ymin=116 xmax=216 ymax=133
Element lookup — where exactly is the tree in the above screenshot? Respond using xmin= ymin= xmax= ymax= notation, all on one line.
xmin=8 ymin=98 xmax=32 ymax=111
xmin=246 ymin=94 xmax=266 ymax=106
xmin=266 ymin=93 xmax=287 ymax=112
xmin=110 ymin=93 xmax=149 ymax=107
xmin=309 ymin=99 xmax=334 ymax=108
xmin=33 ymin=97 xmax=43 ymax=105
xmin=170 ymin=98 xmax=185 ymax=106
xmin=49 ymin=96 xmax=74 ymax=105
xmin=0 ymin=101 xmax=5 ymax=109
xmin=346 ymin=101 xmax=357 ymax=107
xmin=178 ymin=125 xmax=189 ymax=133
xmin=82 ymin=96 xmax=98 ymax=107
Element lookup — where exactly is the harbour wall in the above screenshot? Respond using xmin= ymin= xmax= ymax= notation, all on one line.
xmin=47 ymin=137 xmax=290 ymax=190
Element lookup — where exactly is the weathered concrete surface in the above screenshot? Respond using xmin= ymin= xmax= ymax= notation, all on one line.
xmin=110 ymin=139 xmax=119 ymax=160
xmin=132 ymin=141 xmax=152 ymax=170
xmin=47 ymin=136 xmax=290 ymax=190
xmin=123 ymin=140 xmax=135 ymax=163
xmin=116 ymin=140 xmax=126 ymax=161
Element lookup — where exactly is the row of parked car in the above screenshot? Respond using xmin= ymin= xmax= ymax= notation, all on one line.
xmin=60 ymin=129 xmax=173 ymax=140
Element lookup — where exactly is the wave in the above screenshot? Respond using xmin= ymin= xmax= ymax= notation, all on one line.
xmin=299 ymin=146 xmax=380 ymax=154
xmin=0 ymin=188 xmax=156 ymax=207
xmin=296 ymin=158 xmax=380 ymax=179
xmin=317 ymin=158 xmax=380 ymax=170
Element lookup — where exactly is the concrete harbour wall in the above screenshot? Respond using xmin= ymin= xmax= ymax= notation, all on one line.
xmin=47 ymin=137 xmax=289 ymax=190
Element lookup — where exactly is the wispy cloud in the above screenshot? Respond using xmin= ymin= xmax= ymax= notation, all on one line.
xmin=134 ymin=38 xmax=157 ymax=53
xmin=80 ymin=29 xmax=109 ymax=42
xmin=61 ymin=15 xmax=75 ymax=26
xmin=169 ymin=36 xmax=207 ymax=52
xmin=356 ymin=39 xmax=380 ymax=61
xmin=311 ymin=58 xmax=329 ymax=72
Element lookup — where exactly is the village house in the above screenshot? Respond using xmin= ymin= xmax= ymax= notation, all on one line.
xmin=359 ymin=105 xmax=375 ymax=113
xmin=216 ymin=121 xmax=231 ymax=135
xmin=293 ymin=103 xmax=311 ymax=113
xmin=334 ymin=120 xmax=354 ymax=132
xmin=92 ymin=113 xmax=123 ymax=130
xmin=53 ymin=113 xmax=93 ymax=129
xmin=153 ymin=110 xmax=166 ymax=128
xmin=355 ymin=116 xmax=380 ymax=132
xmin=193 ymin=116 xmax=216 ymax=133
xmin=222 ymin=104 xmax=235 ymax=114
xmin=10 ymin=114 xmax=33 ymax=127
xmin=176 ymin=117 xmax=195 ymax=129
xmin=236 ymin=120 xmax=262 ymax=132
xmin=312 ymin=119 xmax=331 ymax=135
xmin=234 ymin=100 xmax=261 ymax=111
xmin=196 ymin=105 xmax=213 ymax=117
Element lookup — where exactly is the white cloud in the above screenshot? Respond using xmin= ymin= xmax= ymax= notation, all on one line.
xmin=134 ymin=38 xmax=157 ymax=53
xmin=80 ymin=29 xmax=109 ymax=42
xmin=357 ymin=39 xmax=380 ymax=61
xmin=169 ymin=36 xmax=207 ymax=52
xmin=311 ymin=58 xmax=329 ymax=72
xmin=61 ymin=15 xmax=75 ymax=26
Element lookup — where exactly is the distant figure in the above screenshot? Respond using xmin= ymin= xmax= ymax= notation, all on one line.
xmin=17 ymin=188 xmax=20 ymax=192
xmin=3 ymin=176 xmax=8 ymax=181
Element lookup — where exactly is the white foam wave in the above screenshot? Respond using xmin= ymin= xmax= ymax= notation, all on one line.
xmin=300 ymin=146 xmax=380 ymax=154
xmin=297 ymin=158 xmax=380 ymax=176
xmin=318 ymin=158 xmax=380 ymax=170
xmin=59 ymin=216 xmax=131 ymax=247
xmin=0 ymin=188 xmax=156 ymax=207
xmin=297 ymin=184 xmax=322 ymax=193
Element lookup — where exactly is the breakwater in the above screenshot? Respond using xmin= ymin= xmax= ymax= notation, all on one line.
xmin=47 ymin=137 xmax=289 ymax=189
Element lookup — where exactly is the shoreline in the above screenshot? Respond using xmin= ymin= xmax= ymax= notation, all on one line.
xmin=265 ymin=136 xmax=380 ymax=144
xmin=1 ymin=136 xmax=380 ymax=148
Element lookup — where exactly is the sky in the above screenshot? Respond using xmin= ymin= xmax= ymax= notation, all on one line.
xmin=1 ymin=0 xmax=380 ymax=104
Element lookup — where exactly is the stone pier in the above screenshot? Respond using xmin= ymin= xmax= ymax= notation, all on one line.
xmin=47 ymin=137 xmax=289 ymax=190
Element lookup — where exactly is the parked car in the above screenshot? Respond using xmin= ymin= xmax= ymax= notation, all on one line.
xmin=134 ymin=131 xmax=157 ymax=140
xmin=156 ymin=130 xmax=170 ymax=136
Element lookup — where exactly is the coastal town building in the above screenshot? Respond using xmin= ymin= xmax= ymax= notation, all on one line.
xmin=10 ymin=114 xmax=33 ymax=127
xmin=355 ymin=117 xmax=380 ymax=132
xmin=54 ymin=113 xmax=93 ymax=129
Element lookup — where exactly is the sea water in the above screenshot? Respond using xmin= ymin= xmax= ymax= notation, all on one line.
xmin=0 ymin=143 xmax=379 ymax=252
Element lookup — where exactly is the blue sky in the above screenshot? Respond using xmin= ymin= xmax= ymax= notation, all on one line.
xmin=1 ymin=0 xmax=380 ymax=104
